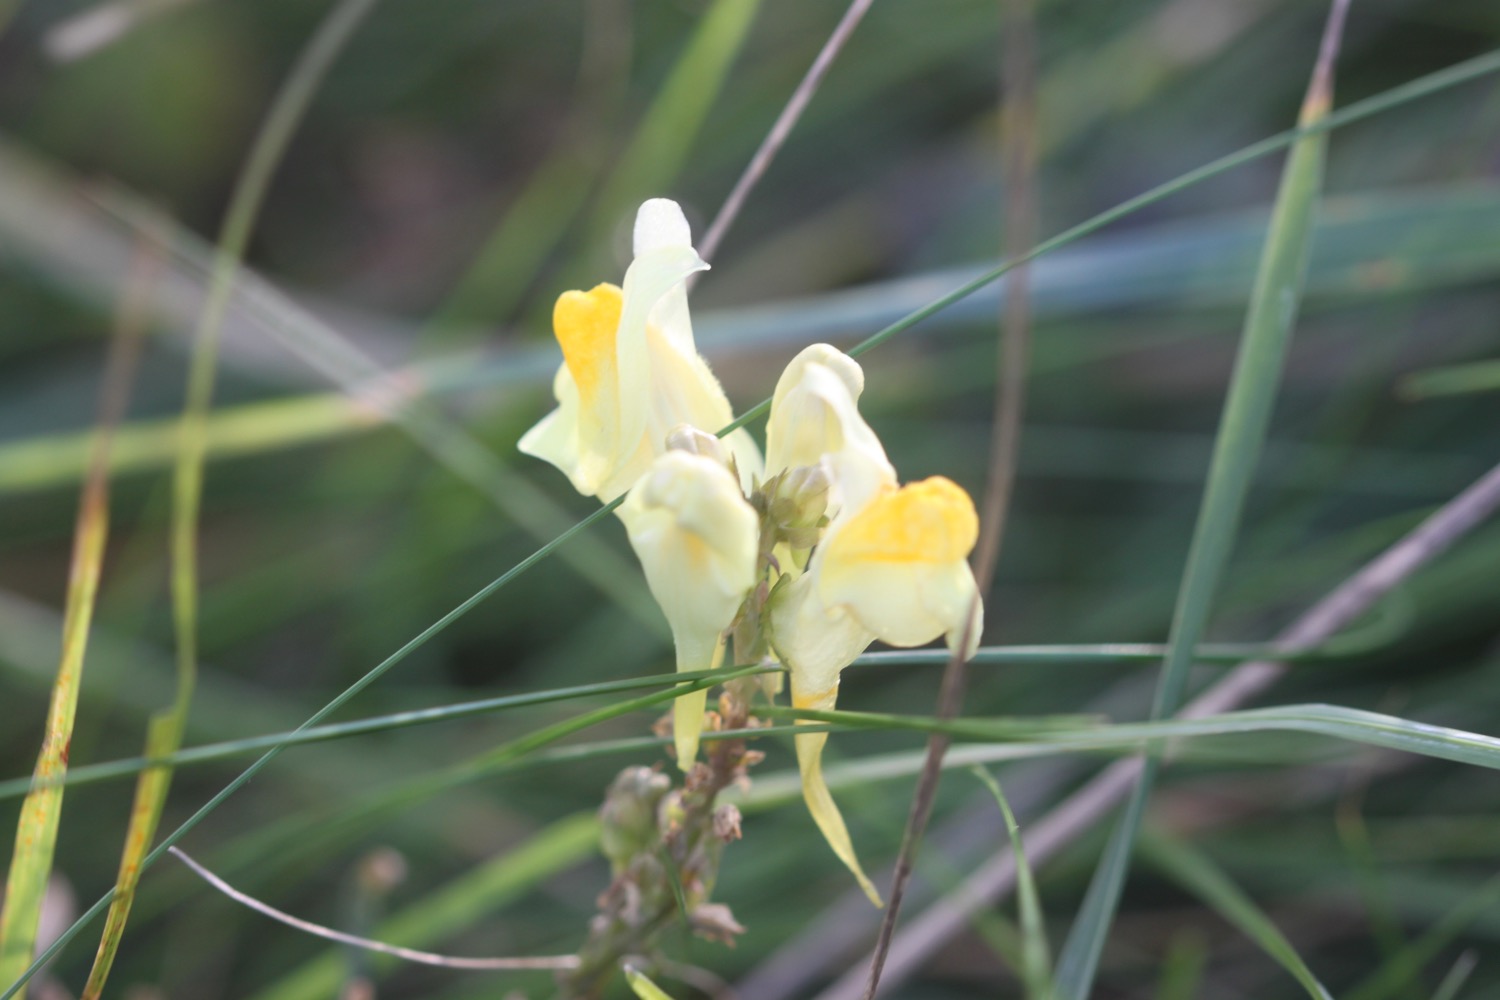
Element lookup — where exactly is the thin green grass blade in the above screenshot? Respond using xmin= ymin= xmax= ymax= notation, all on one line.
xmin=0 ymin=667 xmax=773 ymax=802
xmin=12 ymin=44 xmax=1500 ymax=998
xmin=1153 ymin=932 xmax=1208 ymax=1000
xmin=971 ymin=768 xmax=1054 ymax=1000
xmin=76 ymin=6 xmax=380 ymax=998
xmin=1140 ymin=833 xmax=1331 ymax=1000
xmin=177 ymin=697 xmax=1500 ymax=909
xmin=589 ymin=0 xmax=763 ymax=239
xmin=1335 ymin=791 xmax=1418 ymax=994
xmin=1344 ymin=874 xmax=1500 ymax=1000
xmin=95 ymin=665 xmax=767 ymax=941
xmin=0 ymin=616 xmax=1410 ymax=801
xmin=765 ymin=703 xmax=1500 ymax=772
xmin=723 ymin=700 xmax=1500 ymax=807
xmin=109 ymin=695 xmax=1500 ymax=897
xmin=53 ymin=692 xmax=1494 ymax=987
xmin=1053 ymin=5 xmax=1348 ymax=994
xmin=1398 ymin=358 xmax=1500 ymax=400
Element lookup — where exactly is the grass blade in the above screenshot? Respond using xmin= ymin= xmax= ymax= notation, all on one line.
xmin=0 ymin=666 xmax=773 ymax=802
xmin=1140 ymin=832 xmax=1332 ymax=1000
xmin=1344 ymin=875 xmax=1500 ymax=1000
xmin=1052 ymin=3 xmax=1349 ymax=994
xmin=0 ymin=473 xmax=106 ymax=986
xmin=1429 ymin=952 xmax=1479 ymax=1000
xmin=77 ymin=5 xmax=379 ymax=998
xmin=0 ymin=237 xmax=153 ymax=993
xmin=589 ymin=0 xmax=762 ymax=243
xmin=12 ymin=40 xmax=1500 ymax=999
xmin=1153 ymin=932 xmax=1208 ymax=1000
xmin=1398 ymin=358 xmax=1500 ymax=400
xmin=971 ymin=768 xmax=1053 ymax=1000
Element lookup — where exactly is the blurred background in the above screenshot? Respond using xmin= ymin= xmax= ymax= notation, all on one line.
xmin=2 ymin=0 xmax=1500 ymax=997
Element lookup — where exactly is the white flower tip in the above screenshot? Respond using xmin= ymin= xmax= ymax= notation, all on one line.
xmin=782 ymin=344 xmax=865 ymax=402
xmin=634 ymin=198 xmax=696 ymax=256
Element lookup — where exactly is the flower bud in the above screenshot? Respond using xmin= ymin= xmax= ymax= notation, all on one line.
xmin=599 ymin=767 xmax=672 ymax=872
xmin=665 ymin=424 xmax=729 ymax=462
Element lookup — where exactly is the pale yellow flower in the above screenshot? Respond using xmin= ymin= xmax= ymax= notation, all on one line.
xmin=765 ymin=343 xmax=895 ymax=524
xmin=619 ymin=448 xmax=759 ymax=769
xmin=765 ymin=345 xmax=983 ymax=906
xmin=519 ymin=199 xmax=761 ymax=502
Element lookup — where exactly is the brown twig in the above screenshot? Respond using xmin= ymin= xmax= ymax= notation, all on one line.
xmin=817 ymin=455 xmax=1500 ymax=1000
xmin=695 ymin=0 xmax=877 ymax=265
xmin=860 ymin=3 xmax=1037 ymax=996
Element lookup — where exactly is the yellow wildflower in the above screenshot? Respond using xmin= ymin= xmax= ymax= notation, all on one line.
xmin=619 ymin=446 xmax=759 ymax=769
xmin=520 ymin=198 xmax=761 ymax=502
xmin=766 ymin=345 xmax=983 ymax=905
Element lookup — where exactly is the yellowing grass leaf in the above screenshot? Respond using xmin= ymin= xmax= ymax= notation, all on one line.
xmin=78 ymin=4 xmax=381 ymax=997
xmin=0 ymin=236 xmax=153 ymax=997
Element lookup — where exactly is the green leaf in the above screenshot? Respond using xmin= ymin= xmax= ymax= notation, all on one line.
xmin=1053 ymin=5 xmax=1348 ymax=994
xmin=972 ymin=768 xmax=1054 ymax=1000
xmin=1398 ymin=357 xmax=1500 ymax=400
xmin=1140 ymin=832 xmax=1331 ymax=1000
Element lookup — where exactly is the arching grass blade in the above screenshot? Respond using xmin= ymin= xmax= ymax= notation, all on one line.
xmin=1053 ymin=3 xmax=1351 ymax=994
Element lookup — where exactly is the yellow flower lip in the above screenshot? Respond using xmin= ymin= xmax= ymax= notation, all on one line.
xmin=553 ymin=283 xmax=624 ymax=404
xmin=826 ymin=476 xmax=978 ymax=564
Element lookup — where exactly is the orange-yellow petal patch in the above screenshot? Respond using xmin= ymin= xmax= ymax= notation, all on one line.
xmin=553 ymin=283 xmax=624 ymax=404
xmin=792 ymin=683 xmax=838 ymax=711
xmin=826 ymin=476 xmax=978 ymax=565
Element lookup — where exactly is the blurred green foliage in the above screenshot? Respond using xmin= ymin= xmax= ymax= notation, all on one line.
xmin=1 ymin=0 xmax=1500 ymax=997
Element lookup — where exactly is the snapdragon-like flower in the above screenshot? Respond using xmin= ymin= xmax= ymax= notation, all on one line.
xmin=619 ymin=445 xmax=759 ymax=769
xmin=519 ymin=198 xmax=761 ymax=502
xmin=766 ymin=344 xmax=983 ymax=905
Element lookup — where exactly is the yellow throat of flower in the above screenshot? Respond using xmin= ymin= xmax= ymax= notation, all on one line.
xmin=553 ymin=283 xmax=624 ymax=403
xmin=828 ymin=476 xmax=979 ymax=564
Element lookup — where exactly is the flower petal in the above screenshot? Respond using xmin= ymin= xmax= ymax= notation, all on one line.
xmin=819 ymin=477 xmax=982 ymax=649
xmin=769 ymin=571 xmax=874 ymax=698
xmin=619 ymin=451 xmax=760 ymax=768
xmin=766 ymin=344 xmax=894 ymax=517
xmin=791 ymin=680 xmax=882 ymax=906
xmin=521 ymin=199 xmax=761 ymax=503
xmin=634 ymin=197 xmax=694 ymax=256
xmin=518 ymin=364 xmax=588 ymax=491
